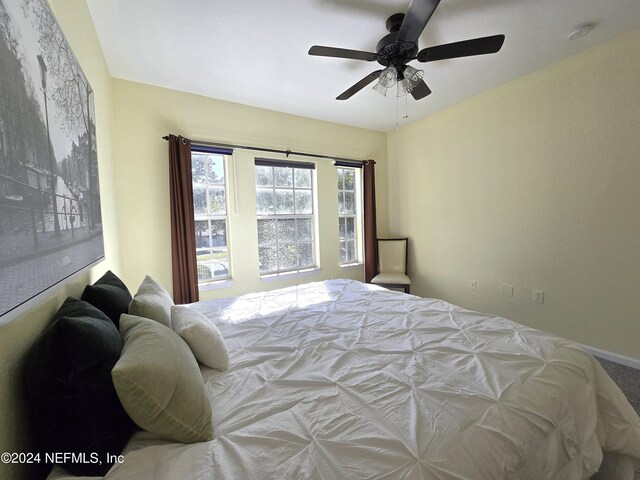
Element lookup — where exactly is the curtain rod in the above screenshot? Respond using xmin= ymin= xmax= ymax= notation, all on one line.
xmin=162 ymin=135 xmax=370 ymax=164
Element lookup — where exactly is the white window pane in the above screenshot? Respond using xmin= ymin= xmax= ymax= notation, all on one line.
xmin=256 ymin=188 xmax=275 ymax=215
xmin=295 ymin=169 xmax=311 ymax=188
xmin=197 ymin=262 xmax=213 ymax=281
xmin=297 ymin=218 xmax=312 ymax=241
xmin=210 ymin=220 xmax=227 ymax=247
xmin=345 ymin=217 xmax=355 ymax=238
xmin=344 ymin=192 xmax=355 ymax=214
xmin=275 ymin=189 xmax=294 ymax=214
xmin=294 ymin=190 xmax=312 ymax=215
xmin=338 ymin=217 xmax=346 ymax=238
xmin=193 ymin=187 xmax=207 ymax=215
xmin=208 ymin=156 xmax=225 ymax=185
xmin=196 ymin=248 xmax=213 ymax=262
xmin=256 ymin=166 xmax=273 ymax=186
xmin=338 ymin=192 xmax=345 ymax=214
xmin=298 ymin=243 xmax=313 ymax=268
xmin=274 ymin=167 xmax=293 ymax=187
xmin=339 ymin=240 xmax=347 ymax=263
xmin=344 ymin=170 xmax=355 ymax=190
xmin=257 ymin=219 xmax=277 ymax=245
xmin=278 ymin=244 xmax=298 ymax=271
xmin=337 ymin=169 xmax=345 ymax=190
xmin=208 ymin=186 xmax=226 ymax=215
xmin=259 ymin=246 xmax=277 ymax=273
xmin=278 ymin=219 xmax=296 ymax=242
xmin=192 ymin=154 xmax=207 ymax=184
xmin=195 ymin=220 xmax=209 ymax=247
xmin=347 ymin=239 xmax=356 ymax=262
xmin=195 ymin=220 xmax=226 ymax=249
xmin=197 ymin=249 xmax=228 ymax=279
xmin=212 ymin=250 xmax=230 ymax=277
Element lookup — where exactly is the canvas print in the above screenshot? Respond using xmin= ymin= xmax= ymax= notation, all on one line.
xmin=0 ymin=0 xmax=104 ymax=318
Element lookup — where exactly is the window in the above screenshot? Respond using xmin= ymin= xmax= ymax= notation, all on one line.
xmin=191 ymin=147 xmax=230 ymax=283
xmin=337 ymin=167 xmax=360 ymax=264
xmin=255 ymin=159 xmax=315 ymax=275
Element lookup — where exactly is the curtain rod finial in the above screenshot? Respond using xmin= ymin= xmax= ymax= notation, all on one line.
xmin=162 ymin=135 xmax=169 ymax=141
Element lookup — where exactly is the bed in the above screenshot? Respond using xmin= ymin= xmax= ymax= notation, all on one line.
xmin=49 ymin=279 xmax=640 ymax=479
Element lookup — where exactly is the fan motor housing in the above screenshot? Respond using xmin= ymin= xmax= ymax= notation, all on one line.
xmin=385 ymin=13 xmax=405 ymax=33
xmin=376 ymin=14 xmax=419 ymax=67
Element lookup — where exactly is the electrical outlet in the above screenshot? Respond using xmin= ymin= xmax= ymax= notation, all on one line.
xmin=500 ymin=284 xmax=514 ymax=297
xmin=533 ymin=290 xmax=544 ymax=304
xmin=469 ymin=280 xmax=477 ymax=291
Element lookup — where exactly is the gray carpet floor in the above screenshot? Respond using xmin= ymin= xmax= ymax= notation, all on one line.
xmin=594 ymin=357 xmax=640 ymax=480
xmin=596 ymin=357 xmax=640 ymax=415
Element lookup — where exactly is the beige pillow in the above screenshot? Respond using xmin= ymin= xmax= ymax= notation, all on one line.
xmin=171 ymin=306 xmax=230 ymax=371
xmin=112 ymin=314 xmax=213 ymax=443
xmin=128 ymin=275 xmax=174 ymax=328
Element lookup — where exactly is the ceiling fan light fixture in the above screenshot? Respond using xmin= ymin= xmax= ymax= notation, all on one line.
xmin=372 ymin=80 xmax=389 ymax=96
xmin=397 ymin=78 xmax=411 ymax=97
xmin=404 ymin=65 xmax=424 ymax=88
xmin=378 ymin=65 xmax=398 ymax=88
xmin=397 ymin=65 xmax=424 ymax=96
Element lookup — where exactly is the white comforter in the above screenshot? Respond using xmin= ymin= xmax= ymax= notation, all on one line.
xmin=54 ymin=280 xmax=640 ymax=479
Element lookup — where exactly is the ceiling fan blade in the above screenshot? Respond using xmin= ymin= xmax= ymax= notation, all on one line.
xmin=396 ymin=0 xmax=441 ymax=45
xmin=417 ymin=34 xmax=505 ymax=63
xmin=337 ymin=70 xmax=383 ymax=100
xmin=309 ymin=45 xmax=378 ymax=61
xmin=410 ymin=79 xmax=432 ymax=100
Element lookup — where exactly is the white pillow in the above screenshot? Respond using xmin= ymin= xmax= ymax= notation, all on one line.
xmin=128 ymin=275 xmax=174 ymax=328
xmin=171 ymin=305 xmax=230 ymax=371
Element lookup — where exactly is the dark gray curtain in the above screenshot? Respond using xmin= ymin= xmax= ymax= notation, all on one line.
xmin=168 ymin=134 xmax=199 ymax=304
xmin=363 ymin=160 xmax=378 ymax=283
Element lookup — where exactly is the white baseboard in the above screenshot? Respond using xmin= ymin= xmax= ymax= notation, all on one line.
xmin=577 ymin=343 xmax=640 ymax=370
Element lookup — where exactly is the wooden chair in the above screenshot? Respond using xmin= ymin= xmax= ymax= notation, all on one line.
xmin=371 ymin=238 xmax=411 ymax=294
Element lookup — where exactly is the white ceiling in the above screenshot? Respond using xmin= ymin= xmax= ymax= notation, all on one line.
xmin=86 ymin=0 xmax=640 ymax=132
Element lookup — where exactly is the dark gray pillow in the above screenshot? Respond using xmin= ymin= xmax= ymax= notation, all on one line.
xmin=24 ymin=297 xmax=136 ymax=476
xmin=81 ymin=270 xmax=132 ymax=328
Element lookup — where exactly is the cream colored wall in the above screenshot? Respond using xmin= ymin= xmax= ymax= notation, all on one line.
xmin=111 ymin=79 xmax=388 ymax=299
xmin=0 ymin=1 xmax=122 ymax=478
xmin=387 ymin=28 xmax=640 ymax=359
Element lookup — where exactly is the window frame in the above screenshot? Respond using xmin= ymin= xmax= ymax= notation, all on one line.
xmin=191 ymin=147 xmax=232 ymax=285
xmin=337 ymin=166 xmax=363 ymax=266
xmin=255 ymin=159 xmax=317 ymax=276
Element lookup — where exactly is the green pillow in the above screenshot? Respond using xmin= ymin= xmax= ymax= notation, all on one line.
xmin=128 ymin=275 xmax=174 ymax=328
xmin=112 ymin=314 xmax=213 ymax=443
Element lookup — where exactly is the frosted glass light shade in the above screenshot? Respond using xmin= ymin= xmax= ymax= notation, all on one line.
xmin=372 ymin=81 xmax=388 ymax=96
xmin=397 ymin=78 xmax=411 ymax=97
xmin=379 ymin=66 xmax=397 ymax=88
xmin=397 ymin=65 xmax=424 ymax=96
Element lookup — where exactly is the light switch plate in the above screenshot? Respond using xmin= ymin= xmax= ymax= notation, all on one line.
xmin=533 ymin=290 xmax=544 ymax=304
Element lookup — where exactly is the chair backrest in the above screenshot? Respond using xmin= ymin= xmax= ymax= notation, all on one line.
xmin=377 ymin=238 xmax=408 ymax=274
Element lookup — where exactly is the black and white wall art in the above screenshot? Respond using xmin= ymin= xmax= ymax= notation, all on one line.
xmin=0 ymin=0 xmax=104 ymax=318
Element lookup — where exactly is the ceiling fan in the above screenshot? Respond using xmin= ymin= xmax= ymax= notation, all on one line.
xmin=308 ymin=0 xmax=505 ymax=101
